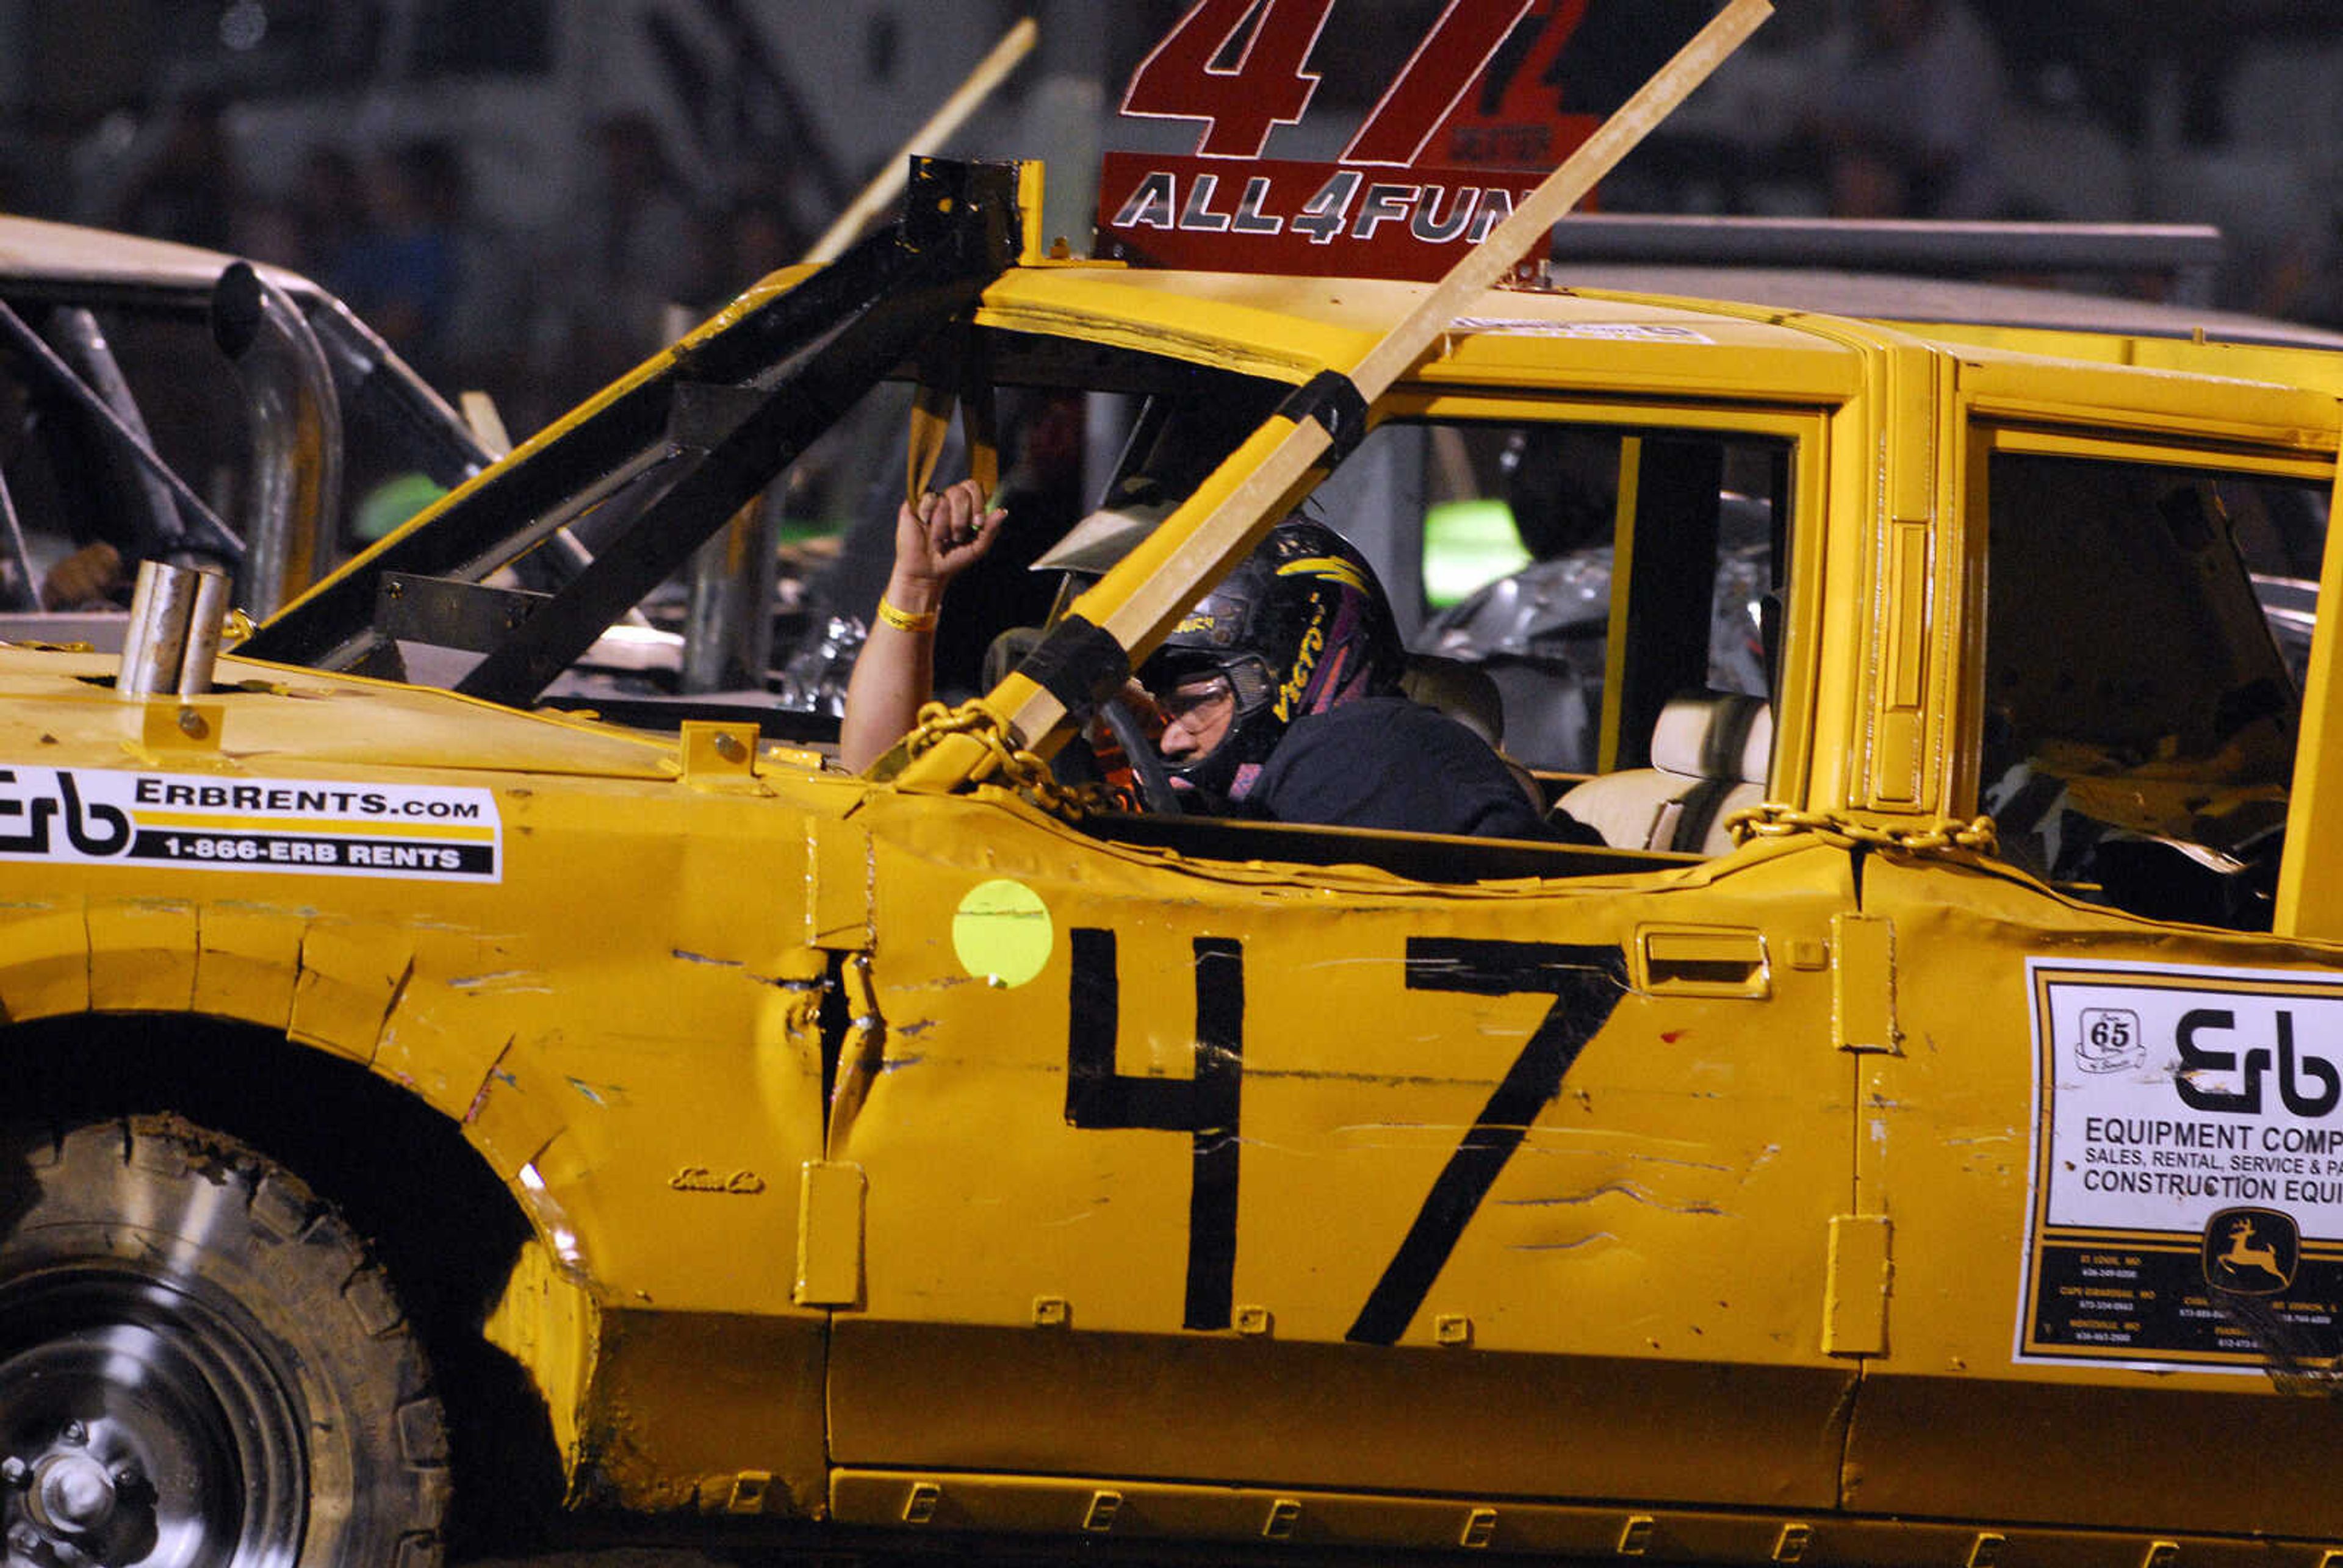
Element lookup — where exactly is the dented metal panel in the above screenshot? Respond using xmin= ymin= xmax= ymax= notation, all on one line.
xmin=288 ymin=918 xmax=412 ymax=1063
xmin=805 ymin=816 xmax=874 ymax=952
xmin=1821 ymin=1214 xmax=1890 ymax=1357
xmin=795 ymin=1160 xmax=867 ymax=1308
xmin=4 ymin=149 xmax=2343 ymax=1563
xmin=0 ymin=674 xmax=858 ymax=1512
xmin=826 ymin=793 xmax=1860 ymax=1506
xmin=189 ymin=901 xmax=305 ymax=1027
xmin=85 ymin=895 xmax=197 ymax=1012
xmin=1848 ymin=855 xmax=2343 ymax=1537
xmin=1832 ymin=913 xmax=1896 ymax=1055
xmin=828 ymin=1469 xmax=2295 ymax=1567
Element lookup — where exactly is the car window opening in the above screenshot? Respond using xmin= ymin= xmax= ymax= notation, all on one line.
xmin=1980 ymin=450 xmax=2325 ymax=932
xmin=281 ymin=291 xmax=1812 ymax=879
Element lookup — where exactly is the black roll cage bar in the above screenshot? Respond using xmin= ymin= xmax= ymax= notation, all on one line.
xmin=241 ymin=157 xmax=1031 ymax=710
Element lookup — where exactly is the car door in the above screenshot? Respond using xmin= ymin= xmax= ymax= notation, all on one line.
xmin=1845 ymin=414 xmax=2343 ymax=1542
xmin=823 ymin=404 xmax=1876 ymax=1526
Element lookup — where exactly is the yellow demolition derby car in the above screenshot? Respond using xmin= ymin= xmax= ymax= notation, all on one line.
xmin=8 ymin=157 xmax=2343 ymax=1568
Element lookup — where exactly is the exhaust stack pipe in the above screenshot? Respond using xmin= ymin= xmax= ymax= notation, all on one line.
xmin=118 ymin=560 xmax=231 ymax=698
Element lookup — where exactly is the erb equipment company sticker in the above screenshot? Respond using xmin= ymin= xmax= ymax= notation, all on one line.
xmin=0 ymin=765 xmax=501 ymax=882
xmin=2020 ymin=958 xmax=2343 ymax=1369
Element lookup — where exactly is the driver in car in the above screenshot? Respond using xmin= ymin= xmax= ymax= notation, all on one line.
xmin=841 ymin=478 xmax=1599 ymax=844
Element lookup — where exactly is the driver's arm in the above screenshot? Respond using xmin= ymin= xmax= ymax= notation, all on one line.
xmin=838 ymin=478 xmax=1006 ymax=773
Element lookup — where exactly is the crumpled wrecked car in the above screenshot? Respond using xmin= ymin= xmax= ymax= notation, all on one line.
xmin=0 ymin=213 xmax=502 ymax=636
xmin=5 ymin=146 xmax=2343 ymax=1568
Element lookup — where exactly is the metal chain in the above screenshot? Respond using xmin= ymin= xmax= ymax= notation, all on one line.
xmin=1726 ymin=800 xmax=1999 ymax=857
xmin=901 ymin=700 xmax=1099 ymax=818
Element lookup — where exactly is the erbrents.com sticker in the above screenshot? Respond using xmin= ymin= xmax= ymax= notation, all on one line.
xmin=0 ymin=765 xmax=500 ymax=882
xmin=2021 ymin=958 xmax=2343 ymax=1369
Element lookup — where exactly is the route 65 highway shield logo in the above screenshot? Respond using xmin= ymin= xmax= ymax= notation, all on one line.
xmin=2203 ymin=1206 xmax=2299 ymax=1296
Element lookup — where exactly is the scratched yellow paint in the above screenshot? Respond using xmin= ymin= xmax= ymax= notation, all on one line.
xmin=3 ymin=195 xmax=2343 ymax=1562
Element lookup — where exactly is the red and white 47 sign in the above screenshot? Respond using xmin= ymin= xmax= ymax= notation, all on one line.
xmin=1097 ymin=0 xmax=1620 ymax=280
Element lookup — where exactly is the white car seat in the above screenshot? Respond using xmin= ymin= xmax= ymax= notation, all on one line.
xmin=1555 ymin=691 xmax=1771 ymax=854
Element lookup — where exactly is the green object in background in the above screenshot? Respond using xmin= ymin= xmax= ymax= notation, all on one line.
xmin=353 ymin=472 xmax=450 ymax=542
xmin=1421 ymin=497 xmax=1530 ymax=609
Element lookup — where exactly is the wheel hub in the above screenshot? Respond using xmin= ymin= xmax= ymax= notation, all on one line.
xmin=0 ymin=1275 xmax=306 ymax=1568
xmin=5 ymin=1420 xmax=151 ymax=1567
xmin=29 ymin=1451 xmax=117 ymax=1536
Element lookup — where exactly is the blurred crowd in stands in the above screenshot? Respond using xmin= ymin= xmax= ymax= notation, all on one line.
xmin=89 ymin=92 xmax=810 ymax=436
xmin=10 ymin=0 xmax=2339 ymax=436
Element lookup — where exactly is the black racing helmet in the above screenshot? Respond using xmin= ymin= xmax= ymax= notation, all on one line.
xmin=1145 ymin=517 xmax=1406 ymax=804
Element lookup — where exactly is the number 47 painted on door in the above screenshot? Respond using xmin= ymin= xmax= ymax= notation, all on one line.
xmin=1121 ymin=0 xmax=1568 ymax=164
xmin=1065 ymin=928 xmax=1626 ymax=1346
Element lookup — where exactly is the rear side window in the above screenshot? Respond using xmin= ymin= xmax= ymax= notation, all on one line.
xmin=1979 ymin=451 xmax=2324 ymax=929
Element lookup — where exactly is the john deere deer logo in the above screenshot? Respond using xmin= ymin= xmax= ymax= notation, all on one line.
xmin=2203 ymin=1207 xmax=2298 ymax=1295
xmin=2220 ymin=1220 xmax=2286 ymax=1280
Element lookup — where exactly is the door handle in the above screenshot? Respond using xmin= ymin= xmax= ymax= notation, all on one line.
xmin=1638 ymin=926 xmax=1769 ymax=998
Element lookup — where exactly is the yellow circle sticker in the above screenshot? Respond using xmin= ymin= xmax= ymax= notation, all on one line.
xmin=951 ymin=879 xmax=1054 ymax=988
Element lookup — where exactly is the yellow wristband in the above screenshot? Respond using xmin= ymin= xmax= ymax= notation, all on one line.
xmin=876 ymin=596 xmax=939 ymax=634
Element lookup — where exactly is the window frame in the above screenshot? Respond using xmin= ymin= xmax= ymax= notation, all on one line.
xmin=1954 ymin=419 xmax=2337 ymax=922
xmin=1369 ymin=390 xmax=1829 ymax=808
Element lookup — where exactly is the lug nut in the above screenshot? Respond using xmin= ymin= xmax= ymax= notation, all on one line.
xmin=109 ymin=1462 xmax=142 ymax=1495
xmin=7 ymin=1521 xmax=41 ymax=1554
xmin=0 ymin=1457 xmax=26 ymax=1488
xmin=57 ymin=1421 xmax=85 ymax=1447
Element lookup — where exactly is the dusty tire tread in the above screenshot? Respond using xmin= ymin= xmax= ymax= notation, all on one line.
xmin=398 ymin=1395 xmax=452 ymax=1465
xmin=346 ymin=1263 xmax=407 ymax=1337
xmin=250 ymin=1168 xmax=312 ymax=1242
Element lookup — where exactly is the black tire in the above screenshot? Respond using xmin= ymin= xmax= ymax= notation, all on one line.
xmin=0 ymin=1114 xmax=449 ymax=1567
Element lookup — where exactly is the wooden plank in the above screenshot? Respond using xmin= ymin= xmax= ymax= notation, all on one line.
xmin=900 ymin=0 xmax=1773 ymax=788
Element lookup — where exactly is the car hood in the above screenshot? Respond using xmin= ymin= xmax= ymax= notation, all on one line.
xmin=0 ymin=645 xmax=680 ymax=780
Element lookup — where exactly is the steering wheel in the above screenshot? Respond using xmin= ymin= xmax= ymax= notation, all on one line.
xmin=1100 ymin=698 xmax=1182 ymax=815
